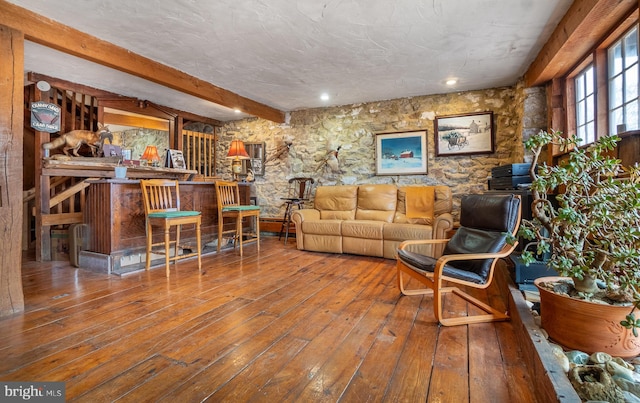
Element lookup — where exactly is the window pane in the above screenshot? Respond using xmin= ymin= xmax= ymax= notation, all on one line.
xmin=575 ymin=64 xmax=594 ymax=140
xmin=575 ymin=74 xmax=584 ymax=99
xmin=610 ymin=43 xmax=623 ymax=75
xmin=585 ymin=67 xmax=594 ymax=94
xmin=586 ymin=94 xmax=594 ymax=122
xmin=626 ymin=99 xmax=639 ymax=131
xmin=626 ymin=64 xmax=638 ymax=100
xmin=607 ymin=25 xmax=639 ymax=135
xmin=586 ymin=122 xmax=595 ymax=144
xmin=610 ymin=76 xmax=623 ymax=108
xmin=624 ymin=27 xmax=638 ymax=67
xmin=577 ymin=99 xmax=585 ymax=124
xmin=610 ymin=107 xmax=624 ymax=134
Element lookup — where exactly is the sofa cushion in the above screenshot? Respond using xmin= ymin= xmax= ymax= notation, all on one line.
xmin=315 ymin=185 xmax=357 ymax=220
xmin=342 ymin=220 xmax=384 ymax=239
xmin=383 ymin=223 xmax=433 ymax=241
xmin=395 ymin=186 xmax=452 ymax=225
xmin=301 ymin=219 xmax=342 ymax=235
xmin=343 ymin=237 xmax=383 ymax=257
xmin=302 ymin=234 xmax=343 ymax=254
xmin=355 ymin=184 xmax=397 ymax=222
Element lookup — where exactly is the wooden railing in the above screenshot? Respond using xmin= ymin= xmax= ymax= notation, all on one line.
xmin=27 ymin=78 xmax=102 ymax=260
xmin=43 ymin=177 xmax=95 ymax=226
xmin=23 ymin=177 xmax=94 ymax=252
xmin=183 ymin=130 xmax=217 ymax=178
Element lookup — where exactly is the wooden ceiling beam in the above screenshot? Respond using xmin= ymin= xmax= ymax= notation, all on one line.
xmin=27 ymin=72 xmax=122 ymax=99
xmin=28 ymin=73 xmax=223 ymax=126
xmin=99 ymin=98 xmax=176 ymax=121
xmin=0 ymin=0 xmax=285 ymax=123
xmin=152 ymin=104 xmax=223 ymax=127
xmin=525 ymin=0 xmax=638 ymax=87
xmin=102 ymin=112 xmax=170 ymax=131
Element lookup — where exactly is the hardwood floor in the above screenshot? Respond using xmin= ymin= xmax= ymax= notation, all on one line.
xmin=1 ymin=237 xmax=539 ymax=402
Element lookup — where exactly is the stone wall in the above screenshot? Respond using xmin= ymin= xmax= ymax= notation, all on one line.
xmin=521 ymin=85 xmax=549 ymax=163
xmin=107 ymin=128 xmax=169 ymax=161
xmin=220 ymin=81 xmax=547 ymax=219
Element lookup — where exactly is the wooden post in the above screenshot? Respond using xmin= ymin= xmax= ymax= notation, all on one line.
xmin=546 ymin=78 xmax=566 ymax=163
xmin=0 ymin=24 xmax=25 ymax=316
xmin=34 ymin=85 xmax=51 ymax=261
xmin=176 ymin=116 xmax=184 ymax=151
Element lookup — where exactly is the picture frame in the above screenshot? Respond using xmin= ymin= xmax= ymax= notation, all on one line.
xmin=165 ymin=149 xmax=186 ymax=169
xmin=434 ymin=111 xmax=494 ymax=157
xmin=241 ymin=142 xmax=265 ymax=176
xmin=375 ymin=130 xmax=428 ymax=176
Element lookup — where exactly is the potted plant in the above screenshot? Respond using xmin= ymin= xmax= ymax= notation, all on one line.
xmin=517 ymin=129 xmax=640 ymax=357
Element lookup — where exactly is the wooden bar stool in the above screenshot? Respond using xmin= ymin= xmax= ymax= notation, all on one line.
xmin=215 ymin=181 xmax=261 ymax=256
xmin=140 ymin=179 xmax=202 ymax=277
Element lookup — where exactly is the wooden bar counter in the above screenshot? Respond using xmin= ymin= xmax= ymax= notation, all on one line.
xmin=80 ymin=178 xmax=251 ymax=275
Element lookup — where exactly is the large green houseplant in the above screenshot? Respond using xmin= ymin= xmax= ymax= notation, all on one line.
xmin=517 ymin=129 xmax=640 ymax=355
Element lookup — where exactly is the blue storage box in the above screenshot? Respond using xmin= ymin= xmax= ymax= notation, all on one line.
xmin=511 ymin=252 xmax=558 ymax=290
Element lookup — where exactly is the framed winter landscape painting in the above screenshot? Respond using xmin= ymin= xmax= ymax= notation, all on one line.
xmin=435 ymin=111 xmax=494 ymax=157
xmin=375 ymin=130 xmax=428 ymax=176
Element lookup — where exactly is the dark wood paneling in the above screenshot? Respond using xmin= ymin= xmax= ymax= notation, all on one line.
xmin=618 ymin=130 xmax=640 ymax=167
xmin=84 ymin=180 xmax=250 ymax=255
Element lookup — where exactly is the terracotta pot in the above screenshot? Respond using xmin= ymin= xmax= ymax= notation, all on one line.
xmin=535 ymin=276 xmax=640 ymax=358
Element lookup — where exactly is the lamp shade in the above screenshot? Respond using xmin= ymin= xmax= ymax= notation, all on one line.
xmin=141 ymin=145 xmax=160 ymax=162
xmin=227 ymin=140 xmax=250 ymax=159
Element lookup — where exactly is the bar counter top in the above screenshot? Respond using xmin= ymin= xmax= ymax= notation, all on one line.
xmin=43 ymin=157 xmax=198 ymax=180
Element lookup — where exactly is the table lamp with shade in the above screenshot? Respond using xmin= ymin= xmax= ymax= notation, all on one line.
xmin=141 ymin=145 xmax=161 ymax=167
xmin=227 ymin=139 xmax=250 ymax=180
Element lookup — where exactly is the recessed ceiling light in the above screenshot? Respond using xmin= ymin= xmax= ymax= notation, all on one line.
xmin=446 ymin=79 xmax=458 ymax=86
xmin=320 ymin=93 xmax=330 ymax=101
xmin=234 ymin=108 xmax=241 ymax=113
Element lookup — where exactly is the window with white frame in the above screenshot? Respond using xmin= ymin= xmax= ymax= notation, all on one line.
xmin=575 ymin=65 xmax=596 ymax=144
xmin=608 ymin=25 xmax=639 ymax=134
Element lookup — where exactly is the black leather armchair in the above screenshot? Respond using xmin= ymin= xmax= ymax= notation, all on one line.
xmin=396 ymin=194 xmax=521 ymax=326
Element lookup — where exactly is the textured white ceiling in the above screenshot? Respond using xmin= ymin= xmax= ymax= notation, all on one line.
xmin=11 ymin=0 xmax=573 ymax=122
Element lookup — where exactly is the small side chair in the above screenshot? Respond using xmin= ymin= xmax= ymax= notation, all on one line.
xmin=278 ymin=177 xmax=315 ymax=243
xmin=140 ymin=179 xmax=202 ymax=277
xmin=215 ymin=181 xmax=261 ymax=256
xmin=396 ymin=194 xmax=521 ymax=326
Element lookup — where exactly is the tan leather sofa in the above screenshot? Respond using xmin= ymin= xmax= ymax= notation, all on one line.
xmin=290 ymin=184 xmax=453 ymax=259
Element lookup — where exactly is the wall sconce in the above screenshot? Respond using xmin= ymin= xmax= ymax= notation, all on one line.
xmin=141 ymin=145 xmax=161 ymax=167
xmin=226 ymin=139 xmax=249 ymax=180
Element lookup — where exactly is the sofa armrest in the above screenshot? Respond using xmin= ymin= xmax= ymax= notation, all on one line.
xmin=432 ymin=212 xmax=453 ymax=257
xmin=291 ymin=209 xmax=320 ymax=251
xmin=433 ymin=212 xmax=454 ymax=239
xmin=291 ymin=208 xmax=320 ymax=225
